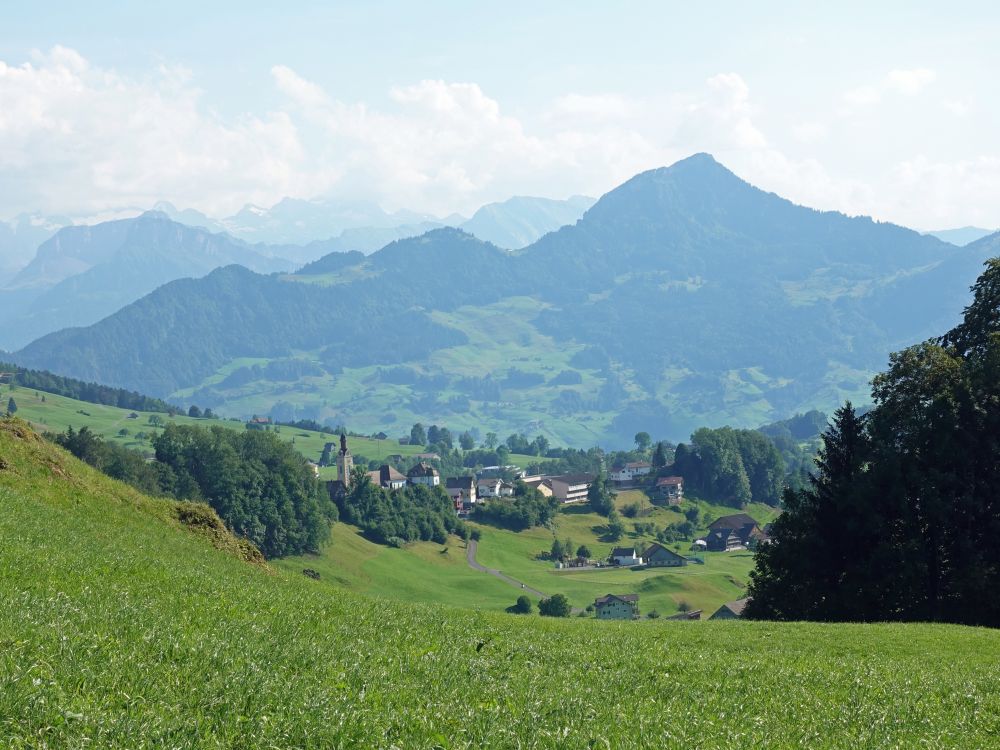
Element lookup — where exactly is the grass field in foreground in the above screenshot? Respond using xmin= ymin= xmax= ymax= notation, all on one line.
xmin=1 ymin=417 xmax=998 ymax=748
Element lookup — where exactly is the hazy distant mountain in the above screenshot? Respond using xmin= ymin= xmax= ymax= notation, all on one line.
xmin=149 ymin=201 xmax=229 ymax=234
xmin=219 ymin=197 xmax=440 ymax=245
xmin=925 ymin=226 xmax=996 ymax=246
xmin=0 ymin=212 xmax=293 ymax=350
xmin=459 ymin=195 xmax=595 ymax=249
xmin=0 ymin=213 xmax=72 ymax=284
xmin=15 ymin=154 xmax=992 ymax=446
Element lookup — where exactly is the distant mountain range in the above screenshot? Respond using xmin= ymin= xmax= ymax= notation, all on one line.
xmin=458 ymin=195 xmax=595 ymax=249
xmin=0 ymin=194 xmax=596 ymax=350
xmin=13 ymin=154 xmax=999 ymax=447
xmin=0 ymin=212 xmax=294 ymax=351
xmin=924 ymin=226 xmax=996 ymax=247
xmin=0 ymin=213 xmax=73 ymax=284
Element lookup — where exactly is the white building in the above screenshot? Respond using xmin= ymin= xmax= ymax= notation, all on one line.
xmin=609 ymin=461 xmax=653 ymax=482
xmin=610 ymin=547 xmax=644 ymax=567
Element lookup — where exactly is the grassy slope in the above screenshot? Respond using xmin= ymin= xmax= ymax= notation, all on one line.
xmin=275 ymin=524 xmax=517 ymax=609
xmin=1 ymin=418 xmax=998 ymax=748
xmin=1 ymin=382 xmax=544 ymax=478
xmin=466 ymin=491 xmax=782 ymax=616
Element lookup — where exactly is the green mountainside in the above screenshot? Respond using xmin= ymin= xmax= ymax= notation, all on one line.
xmin=14 ymin=154 xmax=999 ymax=446
xmin=1 ymin=417 xmax=997 ymax=747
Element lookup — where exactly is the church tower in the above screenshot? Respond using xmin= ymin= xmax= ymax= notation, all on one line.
xmin=336 ymin=432 xmax=353 ymax=484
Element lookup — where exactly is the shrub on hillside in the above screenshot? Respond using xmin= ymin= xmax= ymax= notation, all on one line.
xmin=538 ymin=593 xmax=572 ymax=618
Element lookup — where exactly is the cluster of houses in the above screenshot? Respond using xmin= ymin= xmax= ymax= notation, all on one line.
xmin=592 ymin=592 xmax=750 ymax=621
xmin=608 ymin=461 xmax=684 ymax=504
xmin=323 ymin=434 xmax=598 ymax=515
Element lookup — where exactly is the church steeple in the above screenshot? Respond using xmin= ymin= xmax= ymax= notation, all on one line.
xmin=336 ymin=432 xmax=353 ymax=484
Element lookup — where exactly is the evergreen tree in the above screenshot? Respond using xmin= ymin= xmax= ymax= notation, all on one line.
xmin=746 ymin=403 xmax=870 ymax=620
xmin=6 ymin=397 xmax=16 ymax=414
xmin=652 ymin=441 xmax=669 ymax=469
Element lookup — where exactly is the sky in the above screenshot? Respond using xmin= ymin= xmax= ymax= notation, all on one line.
xmin=1 ymin=1 xmax=998 ymax=229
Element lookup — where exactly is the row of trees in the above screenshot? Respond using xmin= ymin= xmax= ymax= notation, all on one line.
xmin=748 ymin=260 xmax=1000 ymax=627
xmin=0 ymin=361 xmax=175 ymax=412
xmin=408 ymin=422 xmax=557 ymax=458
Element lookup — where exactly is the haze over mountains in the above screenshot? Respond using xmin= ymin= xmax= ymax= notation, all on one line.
xmin=11 ymin=154 xmax=998 ymax=446
xmin=924 ymin=226 xmax=996 ymax=247
xmin=0 ymin=195 xmax=594 ymax=349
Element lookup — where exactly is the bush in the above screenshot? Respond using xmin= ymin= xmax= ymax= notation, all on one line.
xmin=538 ymin=593 xmax=572 ymax=618
xmin=508 ymin=595 xmax=533 ymax=615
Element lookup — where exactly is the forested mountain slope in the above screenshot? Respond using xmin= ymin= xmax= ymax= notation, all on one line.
xmin=15 ymin=155 xmax=994 ymax=445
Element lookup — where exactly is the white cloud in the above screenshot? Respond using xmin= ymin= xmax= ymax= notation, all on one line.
xmin=841 ymin=68 xmax=937 ymax=112
xmin=792 ymin=121 xmax=830 ymax=143
xmin=886 ymin=68 xmax=937 ymax=95
xmin=0 ymin=47 xmax=304 ymax=218
xmin=0 ymin=49 xmax=995 ymax=235
xmin=843 ymin=85 xmax=882 ymax=107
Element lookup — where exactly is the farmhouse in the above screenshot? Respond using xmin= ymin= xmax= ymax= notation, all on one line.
xmin=594 ymin=593 xmax=640 ymax=620
xmin=653 ymin=476 xmax=684 ymax=504
xmin=445 ymin=476 xmax=477 ymax=504
xmin=246 ymin=415 xmax=271 ymax=430
xmin=705 ymin=513 xmax=769 ymax=551
xmin=407 ymin=462 xmax=440 ymax=487
xmin=610 ymin=547 xmax=643 ymax=567
xmin=369 ymin=465 xmax=407 ymax=490
xmin=547 ymin=473 xmax=594 ymax=503
xmin=709 ymin=597 xmax=750 ymax=620
xmin=609 ymin=461 xmax=652 ymax=482
xmin=642 ymin=542 xmax=688 ymax=567
xmin=476 ymin=476 xmax=503 ymax=499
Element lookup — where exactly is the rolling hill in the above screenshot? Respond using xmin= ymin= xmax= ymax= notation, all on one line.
xmin=2 ymin=415 xmax=997 ymax=748
xmin=13 ymin=154 xmax=999 ymax=446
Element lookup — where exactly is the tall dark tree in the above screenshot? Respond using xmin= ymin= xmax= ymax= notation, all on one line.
xmin=651 ymin=441 xmax=669 ymax=469
xmin=746 ymin=403 xmax=870 ymax=620
xmin=748 ymin=259 xmax=1000 ymax=627
xmin=6 ymin=397 xmax=16 ymax=414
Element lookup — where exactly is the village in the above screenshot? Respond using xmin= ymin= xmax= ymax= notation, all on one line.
xmin=313 ymin=430 xmax=765 ymax=621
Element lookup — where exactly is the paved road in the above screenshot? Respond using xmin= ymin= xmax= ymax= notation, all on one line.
xmin=465 ymin=539 xmax=549 ymax=599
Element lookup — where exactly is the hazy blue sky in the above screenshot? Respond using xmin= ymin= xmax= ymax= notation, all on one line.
xmin=1 ymin=1 xmax=998 ymax=228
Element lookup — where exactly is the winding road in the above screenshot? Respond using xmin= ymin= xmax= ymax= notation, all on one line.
xmin=465 ymin=539 xmax=548 ymax=599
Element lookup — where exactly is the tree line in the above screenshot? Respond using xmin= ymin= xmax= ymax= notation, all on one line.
xmin=748 ymin=259 xmax=1000 ymax=628
xmin=51 ymin=423 xmax=335 ymax=558
xmin=1 ymin=361 xmax=176 ymax=412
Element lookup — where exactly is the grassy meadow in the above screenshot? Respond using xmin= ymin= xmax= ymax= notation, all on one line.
xmin=0 ymin=382 xmax=544 ymax=479
xmin=1 ymin=416 xmax=997 ymax=748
